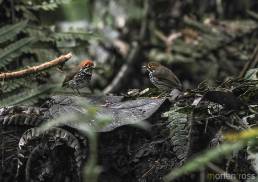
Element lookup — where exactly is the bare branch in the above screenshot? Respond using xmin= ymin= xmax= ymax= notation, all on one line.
xmin=103 ymin=0 xmax=150 ymax=94
xmin=0 ymin=53 xmax=72 ymax=80
xmin=239 ymin=45 xmax=258 ymax=78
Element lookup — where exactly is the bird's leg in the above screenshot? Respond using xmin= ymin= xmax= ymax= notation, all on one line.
xmin=76 ymin=88 xmax=81 ymax=95
xmin=71 ymin=87 xmax=76 ymax=94
xmin=152 ymin=91 xmax=169 ymax=99
xmin=71 ymin=87 xmax=80 ymax=95
xmin=101 ymin=100 xmax=112 ymax=107
xmin=157 ymin=91 xmax=167 ymax=98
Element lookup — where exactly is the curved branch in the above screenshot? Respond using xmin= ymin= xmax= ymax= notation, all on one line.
xmin=0 ymin=53 xmax=72 ymax=80
xmin=239 ymin=45 xmax=258 ymax=78
xmin=103 ymin=43 xmax=140 ymax=94
xmin=103 ymin=0 xmax=150 ymax=94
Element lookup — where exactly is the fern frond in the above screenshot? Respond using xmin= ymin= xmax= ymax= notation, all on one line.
xmin=0 ymin=37 xmax=34 ymax=68
xmin=24 ymin=27 xmax=54 ymax=43
xmin=28 ymin=0 xmax=71 ymax=11
xmin=22 ymin=48 xmax=57 ymax=63
xmin=53 ymin=31 xmax=100 ymax=42
xmin=0 ymin=84 xmax=56 ymax=106
xmin=0 ymin=21 xmax=27 ymax=44
xmin=1 ymin=78 xmax=30 ymax=93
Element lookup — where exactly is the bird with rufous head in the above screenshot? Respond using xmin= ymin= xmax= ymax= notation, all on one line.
xmin=62 ymin=59 xmax=94 ymax=93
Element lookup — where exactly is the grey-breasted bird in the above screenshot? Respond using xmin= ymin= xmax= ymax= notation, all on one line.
xmin=143 ymin=62 xmax=182 ymax=92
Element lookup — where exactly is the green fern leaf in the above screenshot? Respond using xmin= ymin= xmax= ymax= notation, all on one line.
xmin=24 ymin=27 xmax=54 ymax=42
xmin=30 ymin=0 xmax=71 ymax=11
xmin=1 ymin=78 xmax=30 ymax=93
xmin=54 ymin=31 xmax=100 ymax=41
xmin=0 ymin=84 xmax=55 ymax=106
xmin=0 ymin=21 xmax=27 ymax=44
xmin=0 ymin=37 xmax=34 ymax=68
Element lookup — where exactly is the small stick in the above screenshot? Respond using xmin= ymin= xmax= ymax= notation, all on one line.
xmin=103 ymin=0 xmax=149 ymax=94
xmin=0 ymin=53 xmax=72 ymax=80
xmin=239 ymin=45 xmax=258 ymax=78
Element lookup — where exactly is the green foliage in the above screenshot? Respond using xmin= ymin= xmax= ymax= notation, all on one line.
xmin=164 ymin=106 xmax=192 ymax=163
xmin=1 ymin=78 xmax=29 ymax=93
xmin=0 ymin=85 xmax=55 ymax=106
xmin=53 ymin=32 xmax=100 ymax=42
xmin=0 ymin=21 xmax=27 ymax=44
xmin=0 ymin=21 xmax=33 ymax=69
xmin=0 ymin=0 xmax=96 ymax=106
xmin=0 ymin=37 xmax=34 ymax=68
xmin=24 ymin=0 xmax=71 ymax=11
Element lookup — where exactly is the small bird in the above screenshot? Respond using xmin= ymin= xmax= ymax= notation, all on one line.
xmin=62 ymin=59 xmax=94 ymax=93
xmin=143 ymin=62 xmax=182 ymax=92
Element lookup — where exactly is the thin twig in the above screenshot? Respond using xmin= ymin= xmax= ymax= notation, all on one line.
xmin=239 ymin=45 xmax=258 ymax=78
xmin=247 ymin=10 xmax=258 ymax=22
xmin=103 ymin=0 xmax=149 ymax=94
xmin=103 ymin=43 xmax=140 ymax=94
xmin=0 ymin=53 xmax=72 ymax=80
xmin=142 ymin=161 xmax=160 ymax=178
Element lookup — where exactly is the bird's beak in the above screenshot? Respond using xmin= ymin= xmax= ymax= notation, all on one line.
xmin=90 ymin=63 xmax=96 ymax=69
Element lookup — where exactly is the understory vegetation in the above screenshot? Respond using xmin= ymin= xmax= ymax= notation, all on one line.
xmin=1 ymin=0 xmax=258 ymax=182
